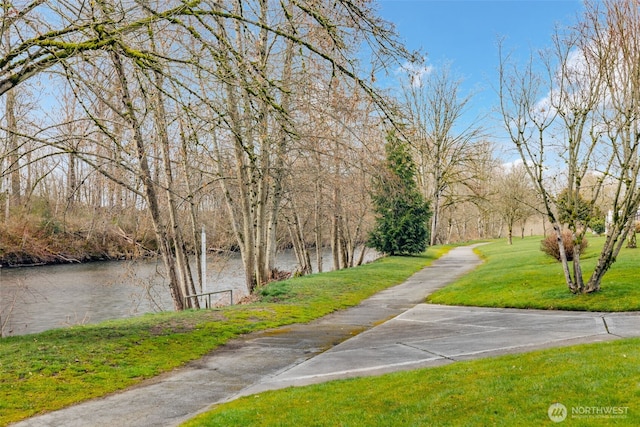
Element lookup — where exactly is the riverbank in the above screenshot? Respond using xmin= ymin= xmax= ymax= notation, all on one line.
xmin=0 ymin=247 xmax=448 ymax=425
xmin=0 ymin=214 xmax=150 ymax=268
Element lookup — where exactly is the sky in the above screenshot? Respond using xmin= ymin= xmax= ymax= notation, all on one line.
xmin=376 ymin=0 xmax=585 ymax=155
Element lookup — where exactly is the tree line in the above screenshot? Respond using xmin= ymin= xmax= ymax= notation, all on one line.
xmin=0 ymin=0 xmax=418 ymax=310
xmin=0 ymin=0 xmax=542 ymax=310
xmin=6 ymin=0 xmax=629 ymax=310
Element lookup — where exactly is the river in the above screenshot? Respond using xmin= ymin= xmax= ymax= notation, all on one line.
xmin=0 ymin=248 xmax=377 ymax=337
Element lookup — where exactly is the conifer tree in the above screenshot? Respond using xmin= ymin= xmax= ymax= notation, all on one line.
xmin=368 ymin=131 xmax=430 ymax=255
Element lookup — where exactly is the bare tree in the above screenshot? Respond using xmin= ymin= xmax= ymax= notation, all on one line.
xmin=2 ymin=13 xmax=24 ymax=213
xmin=0 ymin=0 xmax=412 ymax=305
xmin=401 ymin=62 xmax=485 ymax=245
xmin=579 ymin=0 xmax=640 ymax=291
xmin=499 ymin=0 xmax=640 ymax=293
xmin=492 ymin=162 xmax=538 ymax=245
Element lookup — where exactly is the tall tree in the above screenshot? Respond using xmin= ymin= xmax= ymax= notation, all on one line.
xmin=0 ymin=0 xmax=413 ymax=304
xmin=2 ymin=16 xmax=22 ymax=211
xmin=493 ymin=162 xmax=538 ymax=245
xmin=499 ymin=0 xmax=640 ymax=293
xmin=368 ymin=131 xmax=430 ymax=256
xmin=400 ymin=62 xmax=485 ymax=245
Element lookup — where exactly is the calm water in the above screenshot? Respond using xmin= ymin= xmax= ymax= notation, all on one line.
xmin=0 ymin=248 xmax=377 ymax=337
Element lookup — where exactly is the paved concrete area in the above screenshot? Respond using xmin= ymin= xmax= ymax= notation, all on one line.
xmin=12 ymin=245 xmax=640 ymax=427
xmin=240 ymin=305 xmax=640 ymax=396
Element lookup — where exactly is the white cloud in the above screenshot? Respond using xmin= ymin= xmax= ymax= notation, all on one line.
xmin=529 ymin=47 xmax=591 ymax=121
xmin=396 ymin=59 xmax=434 ymax=87
xmin=502 ymin=158 xmax=524 ymax=171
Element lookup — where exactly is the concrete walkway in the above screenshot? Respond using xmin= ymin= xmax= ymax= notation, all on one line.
xmin=13 ymin=245 xmax=640 ymax=427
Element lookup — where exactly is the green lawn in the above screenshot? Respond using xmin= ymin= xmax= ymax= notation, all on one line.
xmin=0 ymin=249 xmax=445 ymax=426
xmin=184 ymin=337 xmax=640 ymax=426
xmin=6 ymin=238 xmax=640 ymax=426
xmin=184 ymin=236 xmax=640 ymax=426
xmin=427 ymin=235 xmax=640 ymax=311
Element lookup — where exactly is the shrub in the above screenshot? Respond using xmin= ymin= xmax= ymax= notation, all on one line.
xmin=540 ymin=231 xmax=588 ymax=261
xmin=589 ymin=217 xmax=606 ymax=235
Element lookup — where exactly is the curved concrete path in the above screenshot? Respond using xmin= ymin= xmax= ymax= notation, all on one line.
xmin=12 ymin=245 xmax=640 ymax=427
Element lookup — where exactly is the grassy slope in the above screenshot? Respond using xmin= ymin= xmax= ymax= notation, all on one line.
xmin=428 ymin=235 xmax=640 ymax=311
xmin=0 ymin=248 xmax=447 ymax=426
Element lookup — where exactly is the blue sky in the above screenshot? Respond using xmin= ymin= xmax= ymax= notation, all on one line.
xmin=377 ymin=0 xmax=584 ymax=151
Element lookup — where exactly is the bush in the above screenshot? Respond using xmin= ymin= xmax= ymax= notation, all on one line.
xmin=540 ymin=231 xmax=588 ymax=261
xmin=589 ymin=217 xmax=606 ymax=235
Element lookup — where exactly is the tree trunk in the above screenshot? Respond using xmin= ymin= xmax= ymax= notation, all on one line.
xmin=179 ymin=116 xmax=205 ymax=295
xmin=67 ymin=152 xmax=77 ymax=206
xmin=3 ymin=27 xmax=21 ymax=206
xmin=552 ymin=223 xmax=577 ymax=293
xmin=265 ymin=36 xmax=294 ymax=281
xmin=572 ymin=238 xmax=585 ymax=292
xmin=430 ymin=191 xmax=441 ymax=246
xmin=356 ymin=245 xmax=367 ymax=266
xmin=314 ymin=179 xmax=324 ymax=273
xmin=286 ymin=209 xmax=312 ymax=275
xmin=152 ymin=69 xmax=199 ymax=309
xmin=112 ymin=51 xmax=185 ymax=311
xmin=5 ymin=86 xmax=20 ymax=204
xmin=585 ymin=218 xmax=633 ymax=293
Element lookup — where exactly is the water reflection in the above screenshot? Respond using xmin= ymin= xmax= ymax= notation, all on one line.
xmin=0 ymin=248 xmax=377 ymax=336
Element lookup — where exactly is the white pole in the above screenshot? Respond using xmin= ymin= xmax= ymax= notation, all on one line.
xmin=201 ymin=225 xmax=207 ymax=306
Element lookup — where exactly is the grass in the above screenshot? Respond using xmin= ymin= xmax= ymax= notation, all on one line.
xmin=183 ymin=337 xmax=640 ymax=426
xmin=6 ymin=238 xmax=640 ymax=426
xmin=183 ymin=237 xmax=640 ymax=426
xmin=0 ymin=247 xmax=447 ymax=426
xmin=427 ymin=235 xmax=640 ymax=311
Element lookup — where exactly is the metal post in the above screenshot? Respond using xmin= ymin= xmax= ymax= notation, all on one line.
xmin=201 ymin=225 xmax=207 ymax=307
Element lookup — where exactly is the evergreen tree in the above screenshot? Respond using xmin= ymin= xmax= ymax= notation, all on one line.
xmin=368 ymin=131 xmax=431 ymax=255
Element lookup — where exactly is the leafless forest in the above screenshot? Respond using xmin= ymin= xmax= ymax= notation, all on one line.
xmin=2 ymin=0 xmax=574 ymax=309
